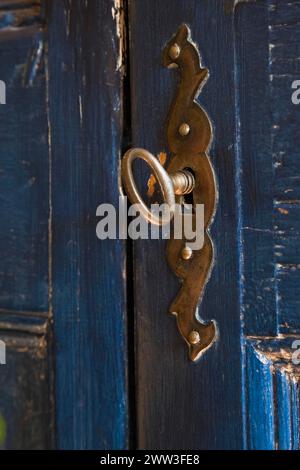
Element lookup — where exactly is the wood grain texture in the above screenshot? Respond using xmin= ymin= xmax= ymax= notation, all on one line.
xmin=0 ymin=0 xmax=54 ymax=450
xmin=236 ymin=0 xmax=300 ymax=333
xmin=46 ymin=0 xmax=128 ymax=450
xmin=236 ymin=0 xmax=300 ymax=448
xmin=0 ymin=19 xmax=48 ymax=312
xmin=0 ymin=329 xmax=54 ymax=450
xmin=235 ymin=0 xmax=277 ymax=336
xmin=269 ymin=0 xmax=300 ymax=334
xmin=246 ymin=336 xmax=300 ymax=449
xmin=129 ymin=0 xmax=243 ymax=449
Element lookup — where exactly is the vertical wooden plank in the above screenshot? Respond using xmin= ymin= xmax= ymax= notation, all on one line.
xmin=47 ymin=0 xmax=128 ymax=449
xmin=0 ymin=0 xmax=54 ymax=449
xmin=246 ymin=337 xmax=300 ymax=450
xmin=276 ymin=367 xmax=293 ymax=449
xmin=236 ymin=0 xmax=300 ymax=448
xmin=236 ymin=0 xmax=300 ymax=334
xmin=234 ymin=0 xmax=277 ymax=336
xmin=129 ymin=0 xmax=243 ymax=449
xmin=246 ymin=341 xmax=275 ymax=450
xmin=269 ymin=0 xmax=300 ymax=334
xmin=0 ymin=4 xmax=48 ymax=313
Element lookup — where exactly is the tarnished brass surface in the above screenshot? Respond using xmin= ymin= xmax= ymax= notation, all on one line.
xmin=122 ymin=148 xmax=176 ymax=225
xmin=163 ymin=24 xmax=217 ymax=361
xmin=121 ymin=24 xmax=217 ymax=362
xmin=122 ymin=148 xmax=195 ymax=224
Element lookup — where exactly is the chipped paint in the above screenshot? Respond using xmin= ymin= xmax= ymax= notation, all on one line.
xmin=112 ymin=0 xmax=126 ymax=76
xmin=248 ymin=337 xmax=300 ymax=378
xmin=277 ymin=207 xmax=289 ymax=215
xmin=22 ymin=36 xmax=44 ymax=87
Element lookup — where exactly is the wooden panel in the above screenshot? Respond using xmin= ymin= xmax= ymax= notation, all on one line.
xmin=0 ymin=0 xmax=54 ymax=450
xmin=236 ymin=0 xmax=300 ymax=336
xmin=237 ymin=0 xmax=300 ymax=448
xmin=0 ymin=3 xmax=49 ymax=312
xmin=0 ymin=335 xmax=52 ymax=450
xmin=46 ymin=0 xmax=128 ymax=449
xmin=0 ymin=317 xmax=54 ymax=449
xmin=246 ymin=337 xmax=300 ymax=450
xmin=235 ymin=0 xmax=277 ymax=336
xmin=269 ymin=0 xmax=300 ymax=334
xmin=274 ymin=202 xmax=300 ymax=332
xmin=245 ymin=339 xmax=275 ymax=449
xmin=129 ymin=0 xmax=243 ymax=449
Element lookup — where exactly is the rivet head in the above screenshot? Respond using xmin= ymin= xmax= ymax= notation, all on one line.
xmin=188 ymin=330 xmax=201 ymax=345
xmin=169 ymin=43 xmax=181 ymax=60
xmin=181 ymin=246 xmax=193 ymax=260
xmin=178 ymin=122 xmax=190 ymax=136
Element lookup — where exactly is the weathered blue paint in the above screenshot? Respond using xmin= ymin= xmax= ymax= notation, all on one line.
xmin=246 ymin=337 xmax=300 ymax=450
xmin=235 ymin=0 xmax=277 ymax=337
xmin=46 ymin=0 xmax=128 ymax=450
xmin=236 ymin=0 xmax=300 ymax=449
xmin=246 ymin=340 xmax=276 ymax=450
xmin=0 ymin=26 xmax=49 ymax=313
xmin=270 ymin=0 xmax=300 ymax=334
xmin=0 ymin=1 xmax=53 ymax=449
xmin=276 ymin=366 xmax=293 ymax=449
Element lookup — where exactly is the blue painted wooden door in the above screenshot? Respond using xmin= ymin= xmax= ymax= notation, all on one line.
xmin=0 ymin=0 xmax=299 ymax=450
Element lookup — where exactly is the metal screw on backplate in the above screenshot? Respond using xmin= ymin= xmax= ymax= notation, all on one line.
xmin=169 ymin=43 xmax=181 ymax=60
xmin=181 ymin=245 xmax=193 ymax=260
xmin=178 ymin=123 xmax=190 ymax=137
xmin=188 ymin=330 xmax=200 ymax=345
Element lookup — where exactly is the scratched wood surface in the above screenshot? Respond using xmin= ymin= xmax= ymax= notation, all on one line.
xmin=236 ymin=0 xmax=300 ymax=449
xmin=0 ymin=0 xmax=129 ymax=450
xmin=237 ymin=0 xmax=300 ymax=337
xmin=270 ymin=0 xmax=300 ymax=335
xmin=0 ymin=0 xmax=54 ymax=449
xmin=129 ymin=0 xmax=243 ymax=449
xmin=46 ymin=0 xmax=128 ymax=449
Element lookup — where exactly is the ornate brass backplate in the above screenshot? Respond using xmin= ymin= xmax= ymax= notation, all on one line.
xmin=163 ymin=24 xmax=217 ymax=362
xmin=121 ymin=24 xmax=217 ymax=362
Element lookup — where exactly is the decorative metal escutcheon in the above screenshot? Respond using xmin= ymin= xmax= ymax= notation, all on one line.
xmin=121 ymin=24 xmax=217 ymax=362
